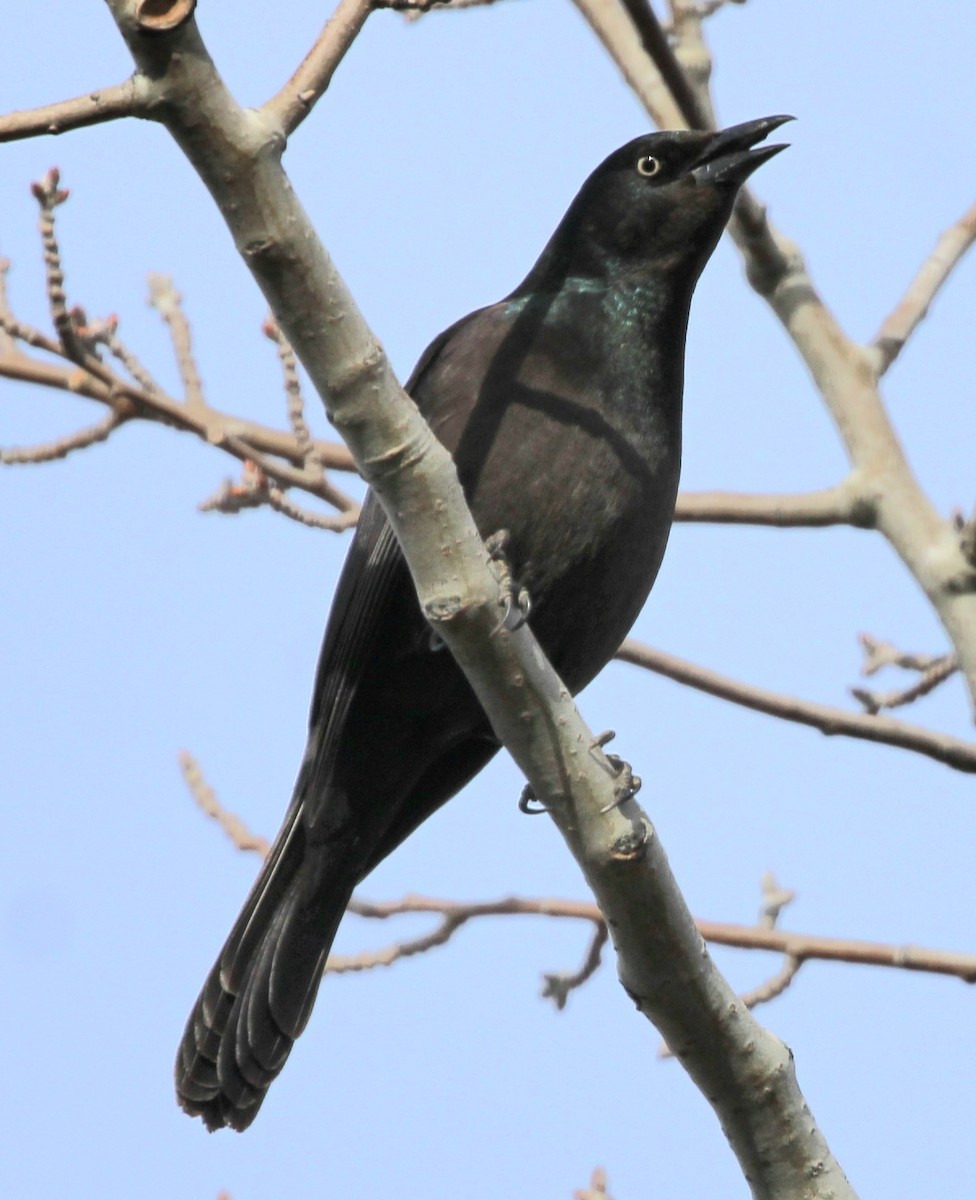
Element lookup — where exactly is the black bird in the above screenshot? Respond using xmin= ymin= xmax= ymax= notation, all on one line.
xmin=176 ymin=116 xmax=789 ymax=1130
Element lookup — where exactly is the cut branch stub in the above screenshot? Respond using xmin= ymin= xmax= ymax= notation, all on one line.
xmin=134 ymin=0 xmax=197 ymax=33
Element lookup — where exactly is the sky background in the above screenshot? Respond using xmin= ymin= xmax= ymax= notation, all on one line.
xmin=3 ymin=3 xmax=976 ymax=1197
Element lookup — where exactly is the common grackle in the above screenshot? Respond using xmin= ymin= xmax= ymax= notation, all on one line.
xmin=176 ymin=116 xmax=790 ymax=1130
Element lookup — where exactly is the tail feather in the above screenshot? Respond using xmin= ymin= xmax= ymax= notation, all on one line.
xmin=175 ymin=805 xmax=356 ymax=1131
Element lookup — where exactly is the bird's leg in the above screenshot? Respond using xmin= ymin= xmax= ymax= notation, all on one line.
xmin=590 ymin=730 xmax=643 ymax=813
xmin=485 ymin=529 xmax=532 ymax=633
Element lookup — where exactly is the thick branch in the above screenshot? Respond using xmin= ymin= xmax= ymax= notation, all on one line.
xmin=617 ymin=639 xmax=976 ymax=774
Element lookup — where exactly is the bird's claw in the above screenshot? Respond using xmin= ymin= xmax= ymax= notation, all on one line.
xmin=486 ymin=529 xmax=532 ymax=634
xmin=590 ymin=731 xmax=642 ymax=812
xmin=601 ymin=754 xmax=642 ymax=812
xmin=518 ymin=784 xmax=549 ymax=815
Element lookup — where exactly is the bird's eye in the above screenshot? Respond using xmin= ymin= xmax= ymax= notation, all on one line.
xmin=636 ymin=155 xmax=661 ymax=177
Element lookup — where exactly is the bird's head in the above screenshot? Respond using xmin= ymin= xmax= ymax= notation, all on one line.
xmin=517 ymin=116 xmax=792 ymax=294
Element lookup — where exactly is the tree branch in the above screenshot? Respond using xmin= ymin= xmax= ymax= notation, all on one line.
xmin=0 ymin=78 xmax=150 ymax=143
xmin=871 ymin=199 xmax=976 ymax=375
xmin=180 ymin=744 xmax=976 ymax=986
xmin=674 ymin=480 xmax=871 ymax=527
xmin=264 ymin=0 xmax=374 ymax=136
xmin=617 ymin=639 xmax=976 ymax=773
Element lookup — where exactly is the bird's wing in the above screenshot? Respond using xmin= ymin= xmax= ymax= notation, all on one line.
xmin=177 ymin=304 xmax=507 ymax=1130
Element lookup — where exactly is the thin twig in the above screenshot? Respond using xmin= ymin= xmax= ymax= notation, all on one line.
xmin=871 ymin=199 xmax=976 ymax=376
xmin=186 ymin=770 xmax=976 ymax=986
xmin=148 ymin=273 xmax=205 ymax=410
xmin=739 ymin=955 xmax=802 ymax=1009
xmin=328 ymin=895 xmax=607 ymax=997
xmin=2 ymin=189 xmax=360 ymax=504
xmin=32 ymin=170 xmax=78 ymax=356
xmin=852 ymin=655 xmax=959 ymax=715
xmin=264 ymin=317 xmax=312 ymax=458
xmin=858 ymin=633 xmax=949 ymax=677
xmin=264 ymin=0 xmax=374 ymax=136
xmin=338 ymin=895 xmax=976 ymax=984
xmin=178 ymin=750 xmax=271 ymax=857
xmin=674 ymin=480 xmax=871 ymax=527
xmin=0 ymin=78 xmax=149 ymax=144
xmin=758 ymin=870 xmax=796 ymax=930
xmin=266 ymin=485 xmax=359 ymax=531
xmin=0 ymin=259 xmax=16 ymax=356
xmin=574 ymin=1167 xmax=613 ymax=1200
xmin=616 ymin=639 xmax=976 ymax=773
xmin=853 ymin=635 xmax=960 ymax=713
xmin=1 ymin=410 xmax=125 ymax=464
xmin=541 ymin=921 xmax=610 ymax=1009
xmin=101 ymin=324 xmax=162 ymax=395
xmin=697 ymin=920 xmax=976 ymax=982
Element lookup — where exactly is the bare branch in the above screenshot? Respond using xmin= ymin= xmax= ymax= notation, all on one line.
xmin=574 ymin=1167 xmax=613 ymax=1200
xmin=698 ymin=920 xmax=976 ymax=983
xmin=616 ymin=639 xmax=976 ymax=773
xmin=101 ymin=323 xmax=162 ymax=395
xmin=32 ymin=170 xmax=79 ymax=356
xmin=178 ymin=750 xmax=270 ymax=857
xmin=388 ymin=0 xmax=512 ymax=15
xmin=872 ymin=199 xmax=976 ymax=375
xmin=327 ymin=894 xmax=607 ymax=991
xmin=693 ymin=0 xmax=746 ymax=16
xmin=2 ymin=196 xmax=360 ymax=515
xmin=1 ymin=410 xmax=124 ymax=464
xmin=851 ymin=655 xmax=958 ymax=715
xmin=264 ymin=317 xmax=312 ymax=458
xmin=758 ymin=871 xmax=796 ymax=930
xmin=674 ymin=480 xmax=871 ymax=527
xmin=852 ymin=635 xmax=960 ymax=714
xmin=148 ymin=274 xmax=205 ymax=410
xmin=617 ymin=0 xmax=711 ymax=129
xmin=326 ymin=908 xmax=470 ymax=974
xmin=542 ymin=921 xmax=609 ymax=1009
xmin=266 ymin=485 xmax=359 ymax=531
xmin=264 ymin=0 xmax=374 ymax=136
xmin=335 ymin=895 xmax=976 ymax=986
xmin=0 ymin=260 xmax=16 ymax=357
xmin=188 ymin=770 xmax=976 ymax=988
xmin=738 ymin=955 xmax=802 ymax=1010
xmin=858 ymin=633 xmax=949 ymax=677
xmin=571 ymin=0 xmax=684 ymax=127
xmin=0 ymin=79 xmax=150 ymax=144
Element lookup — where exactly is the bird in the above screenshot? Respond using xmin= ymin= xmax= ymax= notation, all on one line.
xmin=176 ymin=115 xmax=790 ymax=1131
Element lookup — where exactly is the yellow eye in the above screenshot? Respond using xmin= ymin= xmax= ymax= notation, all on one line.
xmin=636 ymin=155 xmax=661 ymax=177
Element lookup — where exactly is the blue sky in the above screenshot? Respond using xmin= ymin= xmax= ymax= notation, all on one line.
xmin=3 ymin=3 xmax=976 ymax=1197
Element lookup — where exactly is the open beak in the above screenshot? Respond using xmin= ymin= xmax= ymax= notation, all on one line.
xmin=690 ymin=115 xmax=793 ymax=186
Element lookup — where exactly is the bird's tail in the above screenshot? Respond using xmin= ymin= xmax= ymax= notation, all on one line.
xmin=175 ymin=801 xmax=358 ymax=1131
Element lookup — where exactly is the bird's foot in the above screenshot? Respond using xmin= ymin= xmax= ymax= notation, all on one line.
xmin=590 ymin=730 xmax=642 ymax=813
xmin=485 ymin=529 xmax=532 ymax=633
